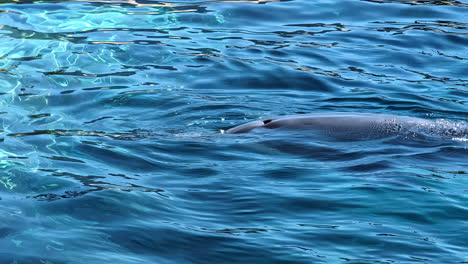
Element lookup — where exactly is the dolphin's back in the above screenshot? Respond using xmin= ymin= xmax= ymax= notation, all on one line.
xmin=225 ymin=113 xmax=468 ymax=141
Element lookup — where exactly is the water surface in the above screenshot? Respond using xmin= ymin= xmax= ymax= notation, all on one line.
xmin=0 ymin=0 xmax=467 ymax=263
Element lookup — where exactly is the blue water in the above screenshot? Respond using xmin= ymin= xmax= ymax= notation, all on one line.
xmin=0 ymin=0 xmax=467 ymax=263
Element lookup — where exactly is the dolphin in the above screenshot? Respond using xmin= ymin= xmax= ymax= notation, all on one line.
xmin=225 ymin=112 xmax=468 ymax=141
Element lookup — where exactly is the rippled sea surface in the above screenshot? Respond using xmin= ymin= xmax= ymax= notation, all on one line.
xmin=0 ymin=0 xmax=467 ymax=263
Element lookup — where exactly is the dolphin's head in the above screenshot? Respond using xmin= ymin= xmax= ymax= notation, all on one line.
xmin=225 ymin=118 xmax=274 ymax=133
